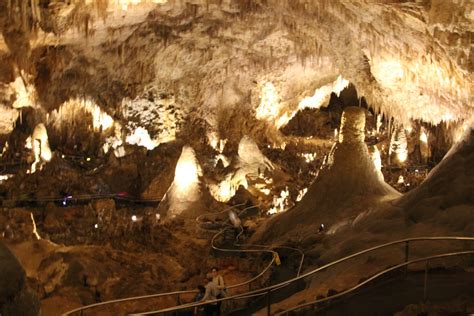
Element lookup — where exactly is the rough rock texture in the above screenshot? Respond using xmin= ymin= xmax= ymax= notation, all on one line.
xmin=256 ymin=129 xmax=474 ymax=315
xmin=256 ymin=107 xmax=399 ymax=240
xmin=158 ymin=145 xmax=210 ymax=217
xmin=2 ymin=215 xmax=210 ymax=315
xmin=0 ymin=242 xmax=40 ymax=316
xmin=0 ymin=0 xmax=471 ymax=140
xmin=398 ymin=128 xmax=474 ymax=227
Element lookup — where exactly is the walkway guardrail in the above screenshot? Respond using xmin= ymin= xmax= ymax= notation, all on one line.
xmin=130 ymin=236 xmax=474 ymax=316
xmin=276 ymin=250 xmax=474 ymax=315
xmin=63 ymin=203 xmax=284 ymax=316
xmin=1 ymin=193 xmax=161 ymax=207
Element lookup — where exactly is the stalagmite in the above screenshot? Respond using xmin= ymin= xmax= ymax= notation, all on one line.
xmin=264 ymin=107 xmax=399 ymax=233
xmin=25 ymin=123 xmax=52 ymax=173
xmin=158 ymin=146 xmax=208 ymax=218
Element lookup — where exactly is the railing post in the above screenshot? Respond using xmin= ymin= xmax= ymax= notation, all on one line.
xmin=405 ymin=241 xmax=409 ymax=263
xmin=404 ymin=241 xmax=410 ymax=276
xmin=266 ymin=290 xmax=271 ymax=316
xmin=423 ymin=260 xmax=429 ymax=301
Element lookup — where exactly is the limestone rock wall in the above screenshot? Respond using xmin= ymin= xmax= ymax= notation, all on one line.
xmin=0 ymin=242 xmax=40 ymax=316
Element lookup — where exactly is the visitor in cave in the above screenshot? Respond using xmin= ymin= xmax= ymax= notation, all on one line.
xmin=193 ymin=285 xmax=206 ymax=315
xmin=211 ymin=267 xmax=226 ymax=295
xmin=318 ymin=223 xmax=325 ymax=233
xmin=201 ymin=275 xmax=219 ymax=316
xmin=211 ymin=267 xmax=226 ymax=315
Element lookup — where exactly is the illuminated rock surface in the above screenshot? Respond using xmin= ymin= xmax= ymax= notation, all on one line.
xmin=257 ymin=107 xmax=399 ymax=239
xmin=0 ymin=0 xmax=472 ymax=314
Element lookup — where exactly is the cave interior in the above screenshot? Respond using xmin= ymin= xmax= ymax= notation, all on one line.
xmin=0 ymin=0 xmax=473 ymax=315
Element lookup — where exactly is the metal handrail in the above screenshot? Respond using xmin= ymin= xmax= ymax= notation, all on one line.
xmin=235 ymin=226 xmax=305 ymax=277
xmin=195 ymin=202 xmax=247 ymax=233
xmin=2 ymin=193 xmax=162 ymax=204
xmin=276 ymin=250 xmax=474 ymax=315
xmin=196 ymin=202 xmax=247 ymax=223
xmin=63 ymin=203 xmax=277 ymax=315
xmin=132 ymin=236 xmax=474 ymax=315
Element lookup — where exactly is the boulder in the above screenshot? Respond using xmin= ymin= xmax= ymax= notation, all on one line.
xmin=0 ymin=242 xmax=40 ymax=316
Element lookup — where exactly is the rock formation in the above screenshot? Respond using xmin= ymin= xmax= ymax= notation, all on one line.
xmin=0 ymin=242 xmax=40 ymax=316
xmin=257 ymin=107 xmax=399 ymax=239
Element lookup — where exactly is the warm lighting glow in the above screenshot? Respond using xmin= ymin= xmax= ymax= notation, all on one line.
xmin=452 ymin=118 xmax=473 ymax=143
xmin=397 ymin=175 xmax=405 ymax=184
xmin=397 ymin=151 xmax=408 ymax=163
xmin=111 ymin=0 xmax=167 ymax=10
xmin=256 ymin=82 xmax=281 ymax=122
xmin=165 ymin=146 xmax=202 ymax=216
xmin=122 ymin=92 xmax=179 ymax=150
xmin=390 ymin=126 xmax=408 ymax=164
xmin=175 ymin=150 xmax=200 ymax=190
xmin=238 ymin=136 xmax=274 ymax=174
xmin=262 ymin=76 xmax=350 ymax=129
xmin=0 ymin=141 xmax=8 ymax=158
xmin=30 ymin=212 xmax=41 ymax=240
xmin=209 ymin=180 xmax=232 ymax=202
xmin=296 ymin=188 xmax=308 ymax=202
xmin=10 ymin=76 xmax=36 ymax=109
xmin=210 ymin=136 xmax=272 ymax=203
xmin=214 ymin=154 xmax=230 ymax=168
xmin=207 ymin=131 xmax=224 ymax=152
xmin=209 ymin=172 xmax=248 ymax=203
xmin=0 ymin=174 xmax=13 ymax=182
xmin=131 ymin=215 xmax=137 ymax=222
xmin=25 ymin=123 xmax=52 ymax=173
xmin=376 ymin=114 xmax=383 ymax=134
xmin=298 ymin=153 xmax=317 ymax=163
xmin=103 ymin=123 xmax=125 ymax=156
xmin=298 ymin=75 xmax=349 ymax=110
xmin=51 ymin=98 xmax=114 ymax=132
xmin=208 ymin=133 xmax=219 ymax=150
xmin=125 ymin=127 xmax=159 ymax=150
xmin=370 ymin=145 xmax=382 ymax=172
xmin=267 ymin=187 xmax=290 ymax=214
xmin=371 ymin=60 xmax=405 ymax=87
xmin=369 ymin=55 xmax=469 ymax=125
xmin=420 ymin=129 xmax=428 ymax=143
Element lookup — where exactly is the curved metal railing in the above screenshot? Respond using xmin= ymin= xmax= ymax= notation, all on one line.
xmin=276 ymin=250 xmax=474 ymax=315
xmin=2 ymin=193 xmax=161 ymax=206
xmin=235 ymin=227 xmax=305 ymax=277
xmin=131 ymin=236 xmax=474 ymax=315
xmin=195 ymin=202 xmax=247 ymax=233
xmin=63 ymin=203 xmax=280 ymax=315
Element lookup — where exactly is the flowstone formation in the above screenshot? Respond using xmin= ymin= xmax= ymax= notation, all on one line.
xmin=258 ymin=107 xmax=399 ymax=239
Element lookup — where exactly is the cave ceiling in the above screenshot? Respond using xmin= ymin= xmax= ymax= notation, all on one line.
xmin=0 ymin=0 xmax=472 ymax=138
